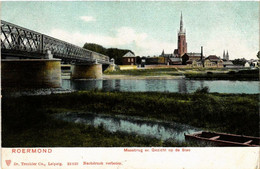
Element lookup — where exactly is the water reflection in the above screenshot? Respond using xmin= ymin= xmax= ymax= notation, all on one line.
xmin=55 ymin=112 xmax=201 ymax=142
xmin=62 ymin=79 xmax=259 ymax=94
xmin=178 ymin=79 xmax=187 ymax=93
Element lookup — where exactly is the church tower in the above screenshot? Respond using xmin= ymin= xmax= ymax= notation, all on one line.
xmin=223 ymin=50 xmax=229 ymax=61
xmin=177 ymin=12 xmax=187 ymax=57
xmin=226 ymin=50 xmax=229 ymax=61
xmin=161 ymin=49 xmax=165 ymax=56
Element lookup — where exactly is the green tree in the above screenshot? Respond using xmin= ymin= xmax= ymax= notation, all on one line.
xmin=232 ymin=58 xmax=247 ymax=66
xmin=83 ymin=43 xmax=107 ymax=55
xmin=136 ymin=56 xmax=141 ymax=65
xmin=257 ymin=51 xmax=260 ymax=59
xmin=83 ymin=42 xmax=134 ymax=65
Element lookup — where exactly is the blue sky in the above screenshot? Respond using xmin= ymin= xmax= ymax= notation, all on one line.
xmin=1 ymin=1 xmax=259 ymax=59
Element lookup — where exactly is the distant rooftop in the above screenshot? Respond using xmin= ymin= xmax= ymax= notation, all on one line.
xmin=122 ymin=51 xmax=135 ymax=57
xmin=185 ymin=53 xmax=201 ymax=57
xmin=206 ymin=55 xmax=221 ymax=61
xmin=169 ymin=58 xmax=182 ymax=62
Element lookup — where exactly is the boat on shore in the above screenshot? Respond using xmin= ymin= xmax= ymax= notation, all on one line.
xmin=185 ymin=131 xmax=260 ymax=147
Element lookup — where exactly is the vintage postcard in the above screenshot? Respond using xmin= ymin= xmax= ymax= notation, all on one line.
xmin=1 ymin=1 xmax=259 ymax=169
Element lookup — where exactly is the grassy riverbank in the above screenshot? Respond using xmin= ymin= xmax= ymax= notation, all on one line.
xmin=105 ymin=68 xmax=181 ymax=76
xmin=185 ymin=69 xmax=259 ymax=80
xmin=105 ymin=67 xmax=259 ymax=80
xmin=2 ymin=91 xmax=259 ymax=147
xmin=105 ymin=67 xmax=225 ymax=76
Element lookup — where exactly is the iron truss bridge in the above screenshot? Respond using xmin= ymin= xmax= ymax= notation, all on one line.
xmin=1 ymin=20 xmax=110 ymax=64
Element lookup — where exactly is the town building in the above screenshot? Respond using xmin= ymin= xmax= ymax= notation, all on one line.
xmin=182 ymin=47 xmax=204 ymax=67
xmin=122 ymin=51 xmax=136 ymax=65
xmin=160 ymin=50 xmax=182 ymax=65
xmin=168 ymin=58 xmax=182 ymax=65
xmin=191 ymin=60 xmax=204 ymax=67
xmin=144 ymin=55 xmax=167 ymax=65
xmin=204 ymin=55 xmax=223 ymax=67
xmin=182 ymin=47 xmax=225 ymax=68
xmin=244 ymin=62 xmax=250 ymax=68
xmin=223 ymin=61 xmax=234 ymax=68
xmin=182 ymin=53 xmax=202 ymax=65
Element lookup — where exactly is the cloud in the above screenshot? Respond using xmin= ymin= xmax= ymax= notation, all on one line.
xmin=200 ymin=25 xmax=258 ymax=60
xmin=49 ymin=27 xmax=173 ymax=56
xmin=80 ymin=16 xmax=96 ymax=22
xmin=49 ymin=25 xmax=258 ymax=59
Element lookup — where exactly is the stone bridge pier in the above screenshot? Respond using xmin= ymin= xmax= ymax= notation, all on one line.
xmin=71 ymin=63 xmax=102 ymax=79
xmin=1 ymin=59 xmax=62 ymax=88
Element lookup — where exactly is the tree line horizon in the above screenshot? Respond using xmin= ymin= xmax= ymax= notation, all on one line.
xmin=83 ymin=43 xmax=259 ymax=66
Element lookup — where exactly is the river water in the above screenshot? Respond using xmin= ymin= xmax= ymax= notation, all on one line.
xmin=62 ymin=79 xmax=259 ymax=94
xmin=55 ymin=112 xmax=201 ymax=142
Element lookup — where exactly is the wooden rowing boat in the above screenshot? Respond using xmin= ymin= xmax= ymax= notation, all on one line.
xmin=184 ymin=131 xmax=260 ymax=147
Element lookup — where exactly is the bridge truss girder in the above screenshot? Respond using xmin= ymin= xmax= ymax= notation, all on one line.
xmin=1 ymin=20 xmax=110 ymax=64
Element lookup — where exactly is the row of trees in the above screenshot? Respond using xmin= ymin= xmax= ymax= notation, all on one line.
xmin=231 ymin=52 xmax=259 ymax=66
xmin=232 ymin=58 xmax=247 ymax=66
xmin=83 ymin=43 xmax=134 ymax=65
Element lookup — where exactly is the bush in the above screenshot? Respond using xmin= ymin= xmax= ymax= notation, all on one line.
xmin=228 ymin=71 xmax=236 ymax=74
xmin=195 ymin=87 xmax=210 ymax=94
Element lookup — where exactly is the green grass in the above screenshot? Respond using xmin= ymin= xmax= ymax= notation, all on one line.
xmin=2 ymin=100 xmax=189 ymax=147
xmin=185 ymin=69 xmax=259 ymax=80
xmin=2 ymin=91 xmax=259 ymax=147
xmin=105 ymin=67 xmax=259 ymax=80
xmin=105 ymin=68 xmax=181 ymax=76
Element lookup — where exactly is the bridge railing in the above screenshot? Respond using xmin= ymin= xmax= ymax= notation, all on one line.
xmin=1 ymin=20 xmax=110 ymax=63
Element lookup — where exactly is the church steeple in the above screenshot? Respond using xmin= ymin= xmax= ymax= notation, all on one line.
xmin=223 ymin=50 xmax=226 ymax=60
xmin=179 ymin=12 xmax=185 ymax=34
xmin=226 ymin=50 xmax=229 ymax=61
xmin=177 ymin=12 xmax=187 ymax=57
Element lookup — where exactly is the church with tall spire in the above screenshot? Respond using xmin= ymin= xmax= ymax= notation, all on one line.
xmin=172 ymin=12 xmax=188 ymax=58
xmin=160 ymin=12 xmax=188 ymax=64
xmin=158 ymin=12 xmax=226 ymax=67
xmin=177 ymin=12 xmax=187 ymax=57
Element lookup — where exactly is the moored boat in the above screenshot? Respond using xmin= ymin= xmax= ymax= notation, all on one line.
xmin=185 ymin=131 xmax=260 ymax=147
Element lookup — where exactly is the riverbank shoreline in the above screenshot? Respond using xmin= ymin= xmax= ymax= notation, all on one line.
xmin=1 ymin=87 xmax=74 ymax=97
xmin=54 ymin=111 xmax=201 ymax=142
xmin=103 ymin=74 xmax=185 ymax=80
